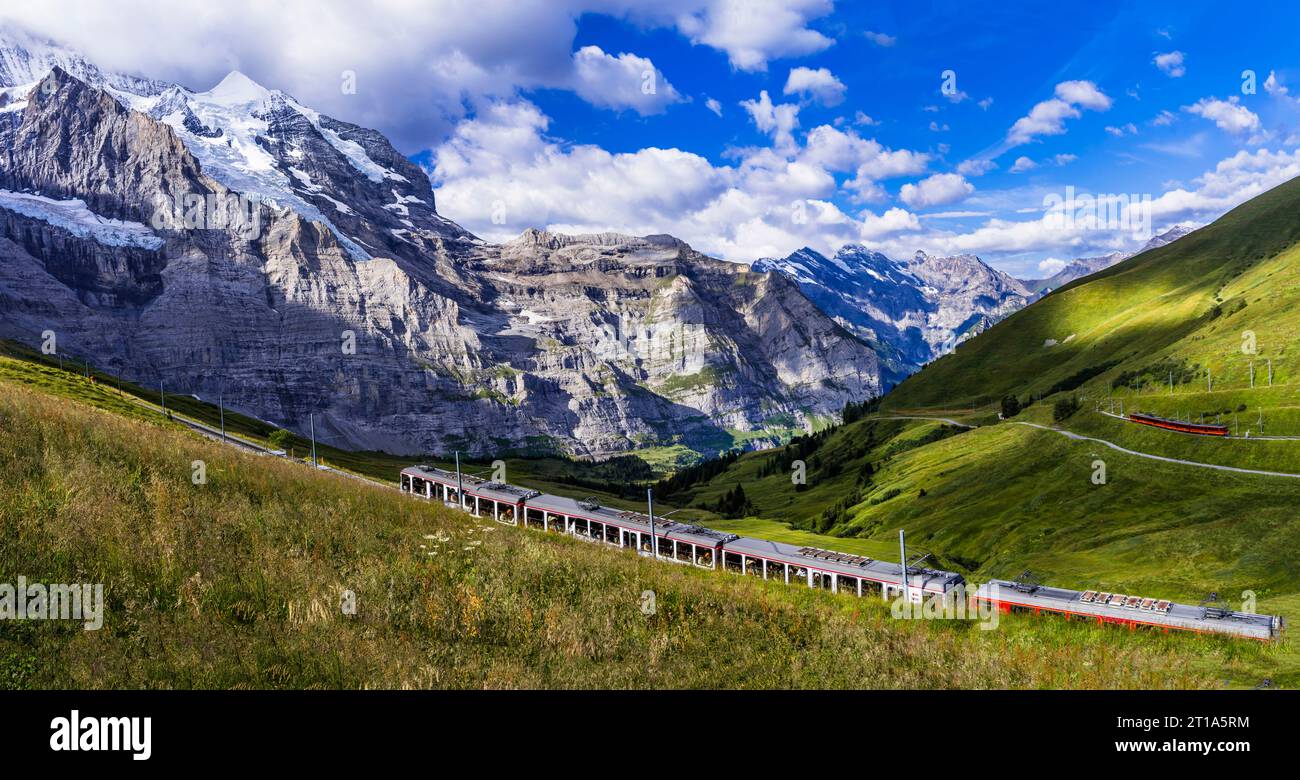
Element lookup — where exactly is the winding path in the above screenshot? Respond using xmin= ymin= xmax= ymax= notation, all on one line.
xmin=877 ymin=414 xmax=1300 ymax=480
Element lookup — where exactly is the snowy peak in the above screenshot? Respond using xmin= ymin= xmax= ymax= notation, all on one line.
xmin=756 ymin=244 xmax=1031 ymax=378
xmin=203 ymin=70 xmax=275 ymax=107
xmin=1137 ymin=223 xmax=1195 ymax=253
xmin=0 ymin=28 xmax=168 ymax=96
xmin=0 ymin=26 xmax=476 ymax=258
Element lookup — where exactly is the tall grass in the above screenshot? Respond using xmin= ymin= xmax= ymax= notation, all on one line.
xmin=0 ymin=381 xmax=1258 ymax=689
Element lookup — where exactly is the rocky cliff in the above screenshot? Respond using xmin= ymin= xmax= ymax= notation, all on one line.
xmin=0 ymin=33 xmax=880 ymax=458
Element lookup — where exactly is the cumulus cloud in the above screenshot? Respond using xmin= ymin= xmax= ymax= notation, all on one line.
xmin=570 ymin=46 xmax=683 ymax=114
xmin=868 ymin=147 xmax=1300 ymax=269
xmin=1184 ymin=96 xmax=1262 ymax=136
xmin=957 ymin=158 xmax=998 ymax=177
xmin=673 ymin=0 xmax=836 ymax=71
xmin=858 ymin=207 xmax=921 ymax=239
xmin=1105 ymin=123 xmax=1137 ymax=137
xmin=898 ymin=173 xmax=974 ymax=209
xmin=705 ymin=97 xmax=723 ymax=116
xmin=1153 ymin=50 xmax=1186 ymax=78
xmin=0 ymin=0 xmax=832 ymax=150
xmin=740 ymin=90 xmax=802 ymax=150
xmin=1006 ymin=80 xmax=1111 ymax=146
xmin=1009 ymin=156 xmax=1037 ymax=173
xmin=783 ymin=66 xmax=846 ymax=106
xmin=1037 ymin=257 xmax=1067 ymax=274
xmin=430 ymin=97 xmax=931 ymax=261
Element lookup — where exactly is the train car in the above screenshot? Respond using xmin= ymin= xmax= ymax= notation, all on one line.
xmin=721 ymin=536 xmax=965 ymax=601
xmin=1128 ymin=412 xmax=1229 ymax=436
xmin=401 ymin=465 xmax=1282 ymax=641
xmin=974 ymin=579 xmax=1283 ymax=640
xmin=400 ymin=465 xmax=733 ymax=567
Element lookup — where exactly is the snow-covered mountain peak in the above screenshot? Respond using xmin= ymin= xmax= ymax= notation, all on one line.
xmin=202 ymin=70 xmax=276 ymax=107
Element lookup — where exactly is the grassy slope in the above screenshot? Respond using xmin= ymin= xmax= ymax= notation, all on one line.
xmin=634 ymin=178 xmax=1300 ymax=684
xmin=884 ymin=174 xmax=1300 ymax=419
xmin=2 ymin=376 xmax=1256 ymax=690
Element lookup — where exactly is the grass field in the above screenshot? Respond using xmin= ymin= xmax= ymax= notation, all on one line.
xmin=4 ymin=375 xmax=1271 ymax=689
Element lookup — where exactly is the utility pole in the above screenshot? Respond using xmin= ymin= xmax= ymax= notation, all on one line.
xmin=1268 ymin=359 xmax=1273 ymax=386
xmin=898 ymin=529 xmax=909 ymax=604
xmin=647 ymin=488 xmax=659 ymax=560
xmin=1169 ymin=370 xmax=1173 ymax=395
xmin=1208 ymin=367 xmax=1213 ymax=393
xmin=455 ymin=451 xmax=464 ymax=510
xmin=1250 ymin=361 xmax=1255 ymax=389
xmin=309 ymin=413 xmax=317 ymax=468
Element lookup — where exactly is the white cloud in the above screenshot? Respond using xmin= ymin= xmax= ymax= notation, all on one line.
xmin=853 ymin=110 xmax=879 ymax=126
xmin=1264 ymin=70 xmax=1288 ymax=97
xmin=978 ymin=97 xmax=993 ymax=110
xmin=1009 ymin=156 xmax=1037 ymax=173
xmin=430 ymin=96 xmax=933 ymax=262
xmin=570 ymin=45 xmax=683 ymax=114
xmin=863 ymin=30 xmax=896 ymax=47
xmin=1037 ymin=257 xmax=1067 ymax=274
xmin=858 ymin=207 xmax=920 ymax=239
xmin=1184 ymin=96 xmax=1261 ymax=136
xmin=1152 ymin=110 xmax=1176 ymax=126
xmin=673 ymin=0 xmax=836 ymax=71
xmin=1054 ymin=80 xmax=1113 ymax=111
xmin=0 ymin=0 xmax=832 ymax=150
xmin=957 ymin=158 xmax=997 ymax=176
xmin=705 ymin=97 xmax=723 ymax=116
xmin=1052 ymin=153 xmax=1077 ymax=165
xmin=783 ymin=66 xmax=846 ymax=106
xmin=898 ymin=173 xmax=974 ymax=208
xmin=1006 ymin=80 xmax=1111 ymax=146
xmin=740 ymin=90 xmax=801 ymax=150
xmin=1153 ymin=51 xmax=1186 ymax=78
xmin=1105 ymin=122 xmax=1137 ymax=137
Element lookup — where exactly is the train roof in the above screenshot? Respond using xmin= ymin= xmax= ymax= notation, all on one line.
xmin=402 ymin=465 xmax=540 ymax=505
xmin=403 ymin=465 xmax=735 ymax=548
xmin=723 ymin=535 xmax=965 ymax=594
xmin=976 ymin=579 xmax=1282 ymax=639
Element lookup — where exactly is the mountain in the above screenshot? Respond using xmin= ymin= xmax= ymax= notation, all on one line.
xmin=0 ymin=31 xmax=880 ymax=458
xmin=754 ymin=244 xmax=1030 ymax=381
xmin=883 ymin=176 xmax=1300 ymax=412
xmin=1020 ymin=225 xmax=1195 ymax=297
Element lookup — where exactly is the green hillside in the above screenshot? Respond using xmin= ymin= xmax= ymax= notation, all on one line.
xmin=884 ymin=174 xmax=1300 ymax=434
xmin=2 ymin=368 xmax=1253 ymax=689
xmin=633 ymin=177 xmax=1300 ymax=685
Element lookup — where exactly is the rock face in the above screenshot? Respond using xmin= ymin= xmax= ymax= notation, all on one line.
xmin=0 ymin=33 xmax=880 ymax=458
xmin=754 ymin=244 xmax=1030 ymax=383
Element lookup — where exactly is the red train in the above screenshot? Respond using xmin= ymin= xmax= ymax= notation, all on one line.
xmin=1128 ymin=412 xmax=1229 ymax=436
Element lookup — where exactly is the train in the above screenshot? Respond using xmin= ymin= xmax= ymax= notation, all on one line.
xmin=399 ymin=464 xmax=1284 ymax=641
xmin=1128 ymin=412 xmax=1230 ymax=436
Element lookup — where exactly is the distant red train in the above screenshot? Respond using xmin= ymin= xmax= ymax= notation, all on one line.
xmin=1128 ymin=412 xmax=1229 ymax=436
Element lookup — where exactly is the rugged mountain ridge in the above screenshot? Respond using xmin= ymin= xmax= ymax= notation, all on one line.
xmin=755 ymin=225 xmax=1196 ymax=382
xmin=754 ymin=244 xmax=1030 ymax=380
xmin=0 ymin=32 xmax=880 ymax=458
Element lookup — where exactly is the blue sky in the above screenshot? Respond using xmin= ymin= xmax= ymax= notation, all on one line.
xmin=8 ymin=0 xmax=1300 ymax=276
